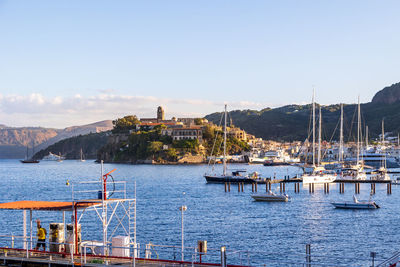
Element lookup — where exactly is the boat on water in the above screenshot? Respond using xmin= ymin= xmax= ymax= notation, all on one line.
xmin=20 ymin=159 xmax=39 ymax=163
xmin=204 ymin=170 xmax=264 ymax=183
xmin=331 ymin=195 xmax=380 ymax=209
xmin=251 ymin=190 xmax=290 ymax=202
xmin=204 ymin=105 xmax=265 ymax=184
xmin=20 ymin=145 xmax=39 ymax=164
xmin=301 ymin=91 xmax=336 ymax=184
xmin=336 ymin=97 xmax=367 ymax=180
xmin=42 ymin=152 xmax=65 ymax=161
xmin=79 ymin=148 xmax=86 ymax=162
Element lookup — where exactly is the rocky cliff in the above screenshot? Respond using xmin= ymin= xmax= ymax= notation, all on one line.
xmin=371 ymin=82 xmax=400 ymax=104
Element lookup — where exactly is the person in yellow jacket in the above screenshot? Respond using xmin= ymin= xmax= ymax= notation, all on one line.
xmin=35 ymin=219 xmax=47 ymax=251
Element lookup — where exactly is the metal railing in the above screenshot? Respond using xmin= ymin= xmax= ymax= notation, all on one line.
xmin=0 ymin=235 xmax=386 ymax=266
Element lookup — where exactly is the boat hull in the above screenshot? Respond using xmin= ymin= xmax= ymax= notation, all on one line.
xmin=331 ymin=202 xmax=379 ymax=209
xmin=251 ymin=194 xmax=289 ymax=202
xmin=302 ymin=174 xmax=336 ymax=184
xmin=204 ymin=175 xmax=257 ymax=184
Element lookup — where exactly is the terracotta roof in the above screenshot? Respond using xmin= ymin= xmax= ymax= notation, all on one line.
xmin=0 ymin=200 xmax=98 ymax=211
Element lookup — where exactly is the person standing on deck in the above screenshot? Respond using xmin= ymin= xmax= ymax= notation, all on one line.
xmin=35 ymin=219 xmax=47 ymax=251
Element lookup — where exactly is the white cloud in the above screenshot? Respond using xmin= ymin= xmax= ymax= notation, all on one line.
xmin=0 ymin=93 xmax=274 ymax=128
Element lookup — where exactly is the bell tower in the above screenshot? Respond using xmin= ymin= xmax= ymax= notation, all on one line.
xmin=157 ymin=106 xmax=165 ymax=122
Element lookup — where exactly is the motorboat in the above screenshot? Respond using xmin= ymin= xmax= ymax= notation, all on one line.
xmin=331 ymin=195 xmax=380 ymax=209
xmin=251 ymin=190 xmax=290 ymax=202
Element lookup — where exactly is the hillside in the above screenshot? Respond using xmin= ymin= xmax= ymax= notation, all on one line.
xmin=206 ymin=83 xmax=400 ymax=142
xmin=33 ymin=132 xmax=110 ymax=160
xmin=0 ymin=120 xmax=113 ymax=159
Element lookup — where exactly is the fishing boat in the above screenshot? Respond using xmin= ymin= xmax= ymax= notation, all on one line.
xmin=251 ymin=190 xmax=290 ymax=202
xmin=204 ymin=105 xmax=263 ymax=184
xmin=331 ymin=195 xmax=380 ymax=209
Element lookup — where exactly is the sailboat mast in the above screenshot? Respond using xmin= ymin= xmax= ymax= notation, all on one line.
xmin=339 ymin=104 xmax=343 ymax=162
xmin=223 ymin=104 xmax=227 ymax=176
xmin=382 ymin=119 xmax=386 ymax=169
xmin=312 ymin=90 xmax=316 ymax=167
xmin=366 ymin=125 xmax=369 ymax=148
xmin=357 ymin=97 xmax=360 ymax=167
xmin=318 ymin=106 xmax=322 ymax=166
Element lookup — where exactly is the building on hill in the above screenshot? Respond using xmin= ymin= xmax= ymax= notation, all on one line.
xmin=228 ymin=127 xmax=247 ymax=141
xmin=161 ymin=126 xmax=203 ymax=143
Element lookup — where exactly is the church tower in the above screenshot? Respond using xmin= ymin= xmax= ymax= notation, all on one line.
xmin=157 ymin=106 xmax=165 ymax=122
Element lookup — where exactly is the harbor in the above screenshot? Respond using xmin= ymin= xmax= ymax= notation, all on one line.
xmin=0 ymin=160 xmax=400 ymax=266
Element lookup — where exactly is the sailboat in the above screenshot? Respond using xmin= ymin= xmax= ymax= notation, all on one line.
xmin=337 ymin=97 xmax=367 ymax=180
xmin=20 ymin=144 xmax=40 ymax=164
xmin=370 ymin=120 xmax=390 ymax=181
xmin=79 ymin=148 xmax=86 ymax=162
xmin=301 ymin=91 xmax=336 ymax=184
xmin=204 ymin=105 xmax=261 ymax=183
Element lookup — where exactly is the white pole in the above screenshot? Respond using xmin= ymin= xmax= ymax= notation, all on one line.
xmin=23 ymin=210 xmax=27 ymax=250
xmin=180 ymin=205 xmax=187 ymax=262
xmin=357 ymin=97 xmax=360 ymax=167
xmin=339 ymin=104 xmax=343 ymax=162
xmin=318 ymin=106 xmax=322 ymax=166
xmin=312 ymin=89 xmax=315 ymax=167
xmin=30 ymin=210 xmax=33 ymax=250
xmin=223 ymin=105 xmax=227 ymax=176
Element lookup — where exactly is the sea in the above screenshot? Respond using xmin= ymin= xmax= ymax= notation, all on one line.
xmin=0 ymin=159 xmax=399 ymax=266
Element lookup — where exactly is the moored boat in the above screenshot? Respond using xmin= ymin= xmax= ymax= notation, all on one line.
xmin=251 ymin=191 xmax=290 ymax=202
xmin=331 ymin=195 xmax=380 ymax=209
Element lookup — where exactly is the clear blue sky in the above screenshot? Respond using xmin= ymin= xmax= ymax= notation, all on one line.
xmin=0 ymin=0 xmax=399 ymax=127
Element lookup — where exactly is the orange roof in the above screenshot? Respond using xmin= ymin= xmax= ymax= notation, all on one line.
xmin=0 ymin=200 xmax=97 ymax=211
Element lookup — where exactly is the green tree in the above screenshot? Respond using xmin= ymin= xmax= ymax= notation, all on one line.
xmin=148 ymin=141 xmax=163 ymax=155
xmin=112 ymin=115 xmax=140 ymax=133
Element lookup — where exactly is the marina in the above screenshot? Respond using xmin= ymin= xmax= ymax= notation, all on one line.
xmin=1 ymin=160 xmax=400 ymax=266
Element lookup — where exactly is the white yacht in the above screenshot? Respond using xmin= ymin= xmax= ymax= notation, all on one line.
xmin=42 ymin=152 xmax=65 ymax=161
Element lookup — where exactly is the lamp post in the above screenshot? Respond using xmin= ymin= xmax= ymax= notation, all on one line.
xmin=179 ymin=205 xmax=187 ymax=262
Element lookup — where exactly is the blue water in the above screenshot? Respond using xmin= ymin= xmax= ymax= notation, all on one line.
xmin=0 ymin=159 xmax=398 ymax=266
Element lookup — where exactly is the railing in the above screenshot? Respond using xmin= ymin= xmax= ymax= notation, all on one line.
xmin=0 ymin=235 xmax=386 ymax=266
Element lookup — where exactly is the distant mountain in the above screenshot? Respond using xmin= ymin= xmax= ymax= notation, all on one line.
xmin=206 ymin=83 xmax=400 ymax=142
xmin=0 ymin=120 xmax=113 ymax=159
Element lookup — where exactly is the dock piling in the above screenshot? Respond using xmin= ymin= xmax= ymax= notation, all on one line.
xmin=241 ymin=182 xmax=244 ymax=192
xmin=283 ymin=182 xmax=286 ymax=192
xmin=387 ymin=183 xmax=392 ymax=195
xmin=225 ymin=183 xmax=227 ymax=192
xmin=252 ymin=183 xmax=254 ymax=192
xmin=228 ymin=182 xmax=231 ymax=192
xmin=238 ymin=183 xmax=240 ymax=192
xmin=255 ymin=182 xmax=258 ymax=192
xmin=306 ymin=244 xmax=311 ymax=267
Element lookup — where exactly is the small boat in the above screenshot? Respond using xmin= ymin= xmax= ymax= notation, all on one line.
xmin=251 ymin=191 xmax=290 ymax=202
xmin=331 ymin=195 xmax=380 ymax=209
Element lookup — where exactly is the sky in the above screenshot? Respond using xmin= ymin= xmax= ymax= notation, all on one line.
xmin=1 ymin=0 xmax=400 ymax=128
